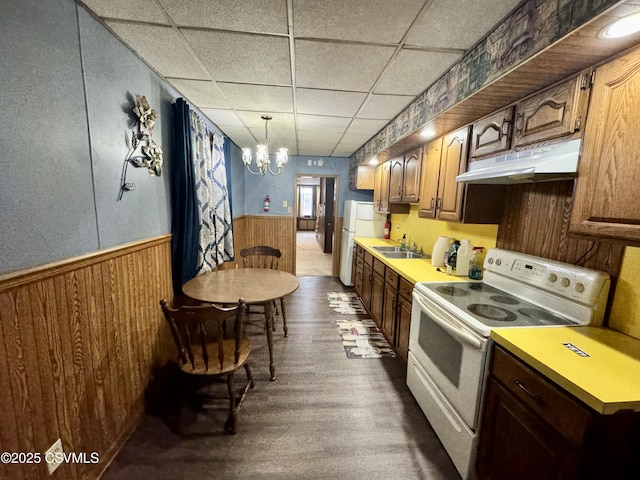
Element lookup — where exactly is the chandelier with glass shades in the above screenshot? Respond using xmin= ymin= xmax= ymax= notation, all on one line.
xmin=242 ymin=115 xmax=289 ymax=175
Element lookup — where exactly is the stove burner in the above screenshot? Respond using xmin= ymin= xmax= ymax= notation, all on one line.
xmin=518 ymin=308 xmax=567 ymax=324
xmin=490 ymin=295 xmax=520 ymax=305
xmin=469 ymin=284 xmax=487 ymax=292
xmin=436 ymin=286 xmax=470 ymax=297
xmin=468 ymin=304 xmax=517 ymax=322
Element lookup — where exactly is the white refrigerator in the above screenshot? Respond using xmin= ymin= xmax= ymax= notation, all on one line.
xmin=339 ymin=201 xmax=386 ymax=286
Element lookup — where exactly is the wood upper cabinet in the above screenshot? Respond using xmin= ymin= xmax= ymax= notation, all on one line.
xmin=513 ymin=72 xmax=591 ymax=147
xmin=418 ymin=127 xmax=470 ymax=222
xmin=388 ymin=147 xmax=422 ymax=203
xmin=470 ymin=106 xmax=514 ymax=159
xmin=348 ymin=165 xmax=374 ymax=191
xmin=570 ymin=46 xmax=640 ymax=243
xmin=373 ymin=162 xmax=391 ymax=213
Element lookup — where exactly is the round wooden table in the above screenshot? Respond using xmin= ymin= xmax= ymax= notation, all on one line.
xmin=182 ymin=268 xmax=299 ymax=380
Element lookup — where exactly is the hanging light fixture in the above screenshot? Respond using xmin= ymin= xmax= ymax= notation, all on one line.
xmin=242 ymin=115 xmax=289 ymax=175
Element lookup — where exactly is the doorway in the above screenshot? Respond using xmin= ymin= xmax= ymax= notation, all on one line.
xmin=294 ymin=175 xmax=339 ymax=276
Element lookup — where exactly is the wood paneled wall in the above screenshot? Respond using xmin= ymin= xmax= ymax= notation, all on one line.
xmin=0 ymin=235 xmax=174 ymax=480
xmin=497 ymin=180 xmax=625 ymax=280
xmin=226 ymin=215 xmax=342 ymax=276
xmin=226 ymin=216 xmax=296 ymax=274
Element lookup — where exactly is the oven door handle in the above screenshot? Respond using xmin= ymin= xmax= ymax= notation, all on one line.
xmin=414 ymin=296 xmax=483 ymax=350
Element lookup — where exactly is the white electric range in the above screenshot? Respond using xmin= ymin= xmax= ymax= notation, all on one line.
xmin=406 ymin=248 xmax=611 ymax=479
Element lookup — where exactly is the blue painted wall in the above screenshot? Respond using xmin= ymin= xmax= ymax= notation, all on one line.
xmin=0 ymin=0 xmax=369 ymax=275
xmin=241 ymin=155 xmax=372 ymax=217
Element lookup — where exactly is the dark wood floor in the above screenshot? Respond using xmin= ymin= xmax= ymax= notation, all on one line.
xmin=102 ymin=276 xmax=460 ymax=480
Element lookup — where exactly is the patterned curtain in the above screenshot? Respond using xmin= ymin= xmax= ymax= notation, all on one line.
xmin=189 ymin=110 xmax=234 ymax=275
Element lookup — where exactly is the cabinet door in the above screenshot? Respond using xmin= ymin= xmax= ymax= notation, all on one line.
xmin=476 ymin=379 xmax=581 ymax=480
xmin=381 ymin=276 xmax=398 ymax=342
xmin=470 ymin=106 xmax=514 ymax=159
xmin=361 ymin=255 xmax=373 ymax=310
xmin=570 ymin=47 xmax=640 ymax=243
xmin=402 ymin=147 xmax=422 ymax=202
xmin=513 ymin=73 xmax=589 ymax=147
xmin=395 ymin=293 xmax=412 ymax=364
xmin=371 ymin=271 xmax=385 ymax=327
xmin=437 ymin=127 xmax=469 ymax=222
xmin=388 ymin=156 xmax=404 ymax=202
xmin=418 ymin=137 xmax=442 ymax=218
xmin=374 ymin=162 xmax=391 ymax=213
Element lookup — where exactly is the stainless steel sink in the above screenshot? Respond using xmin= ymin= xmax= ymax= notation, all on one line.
xmin=381 ymin=251 xmax=427 ymax=259
xmin=372 ymin=246 xmax=405 ymax=253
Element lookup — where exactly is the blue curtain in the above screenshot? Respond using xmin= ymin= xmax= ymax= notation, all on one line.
xmin=223 ymin=137 xmax=233 ymax=219
xmin=170 ymin=98 xmax=199 ymax=295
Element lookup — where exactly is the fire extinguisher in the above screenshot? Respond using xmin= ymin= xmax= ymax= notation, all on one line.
xmin=384 ymin=216 xmax=391 ymax=239
xmin=263 ymin=195 xmax=270 ymax=212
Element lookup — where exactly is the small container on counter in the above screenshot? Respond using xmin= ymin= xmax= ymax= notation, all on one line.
xmin=469 ymin=247 xmax=484 ymax=280
xmin=455 ymin=240 xmax=474 ymax=277
xmin=431 ymin=236 xmax=450 ymax=267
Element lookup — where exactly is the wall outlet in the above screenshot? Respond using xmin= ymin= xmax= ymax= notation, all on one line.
xmin=282 ymin=200 xmax=287 ymax=207
xmin=45 ymin=438 xmax=63 ymax=475
xmin=395 ymin=223 xmax=400 ymax=231
xmin=287 ymin=206 xmax=292 ymax=213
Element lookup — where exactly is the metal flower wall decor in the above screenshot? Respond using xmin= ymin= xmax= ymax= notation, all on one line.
xmin=119 ymin=94 xmax=164 ymax=200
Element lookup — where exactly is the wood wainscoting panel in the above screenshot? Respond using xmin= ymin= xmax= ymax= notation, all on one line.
xmin=497 ymin=180 xmax=624 ymax=287
xmin=0 ymin=235 xmax=174 ymax=480
xmin=226 ymin=216 xmax=296 ymax=274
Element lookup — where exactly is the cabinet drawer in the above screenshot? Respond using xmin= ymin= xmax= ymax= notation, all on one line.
xmin=356 ymin=244 xmax=364 ymax=259
xmin=398 ymin=277 xmax=413 ymax=301
xmin=364 ymin=251 xmax=373 ymax=266
xmin=491 ymin=346 xmax=593 ymax=447
xmin=385 ymin=268 xmax=399 ymax=287
xmin=373 ymin=258 xmax=385 ymax=276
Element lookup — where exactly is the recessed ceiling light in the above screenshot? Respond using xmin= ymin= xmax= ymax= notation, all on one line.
xmin=420 ymin=127 xmax=436 ymax=139
xmin=601 ymin=12 xmax=640 ymax=39
xmin=368 ymin=157 xmax=379 ymax=166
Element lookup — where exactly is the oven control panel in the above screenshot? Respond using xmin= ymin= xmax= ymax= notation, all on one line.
xmin=484 ymin=248 xmax=610 ymax=304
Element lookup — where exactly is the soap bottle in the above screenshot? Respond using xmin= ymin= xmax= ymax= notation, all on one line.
xmin=469 ymin=247 xmax=484 ymax=280
xmin=401 ymin=234 xmax=406 ymax=249
xmin=431 ymin=236 xmax=450 ymax=267
xmin=456 ymin=240 xmax=474 ymax=277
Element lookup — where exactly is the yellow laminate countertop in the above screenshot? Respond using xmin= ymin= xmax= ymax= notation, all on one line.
xmin=491 ymin=326 xmax=640 ymax=414
xmin=353 ymin=237 xmax=472 ymax=285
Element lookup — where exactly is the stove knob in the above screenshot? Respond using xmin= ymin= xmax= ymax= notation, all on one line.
xmin=575 ymin=283 xmax=585 ymax=293
xmin=548 ymin=273 xmax=558 ymax=282
xmin=496 ymin=259 xmax=502 ymax=266
xmin=487 ymin=258 xmax=494 ymax=264
xmin=561 ymin=277 xmax=570 ymax=287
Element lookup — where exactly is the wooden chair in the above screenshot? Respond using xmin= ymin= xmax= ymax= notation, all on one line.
xmin=240 ymin=246 xmax=288 ymax=337
xmin=159 ymin=298 xmax=254 ymax=434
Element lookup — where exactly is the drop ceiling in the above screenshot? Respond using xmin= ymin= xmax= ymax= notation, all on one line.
xmin=79 ymin=0 xmax=523 ymax=158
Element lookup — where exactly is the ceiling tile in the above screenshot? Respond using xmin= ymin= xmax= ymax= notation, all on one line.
xmin=218 ymin=83 xmax=293 ymax=112
xmin=237 ymin=111 xmax=294 ymax=131
xmin=169 ymin=79 xmax=230 ymax=108
xmin=357 ymin=94 xmax=414 ymax=120
xmin=346 ymin=119 xmax=389 ymax=136
xmin=293 ymin=0 xmax=425 ymax=44
xmin=406 ymin=0 xmax=522 ymax=49
xmin=336 ymin=133 xmax=376 ymax=149
xmin=199 ymin=108 xmax=244 ymax=127
xmin=332 ymin=145 xmax=359 ymax=157
xmin=296 ymin=88 xmax=368 ymax=117
xmin=296 ymin=114 xmax=351 ymax=133
xmin=159 ymin=0 xmax=288 ymax=34
xmin=374 ymin=49 xmax=463 ymax=95
xmin=298 ymin=141 xmax=335 ymax=156
xmin=81 ymin=0 xmax=169 ymax=23
xmin=295 ymin=40 xmax=395 ymax=91
xmin=182 ymin=29 xmax=291 ymax=85
xmin=298 ymin=129 xmax=344 ymax=144
xmin=106 ymin=22 xmax=209 ymax=79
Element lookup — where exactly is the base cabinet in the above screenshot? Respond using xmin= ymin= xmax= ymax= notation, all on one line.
xmin=395 ymin=278 xmax=413 ymax=364
xmin=476 ymin=345 xmax=640 ymax=480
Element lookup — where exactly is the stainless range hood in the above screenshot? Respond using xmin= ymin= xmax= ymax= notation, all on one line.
xmin=456 ymin=138 xmax=581 ymax=184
